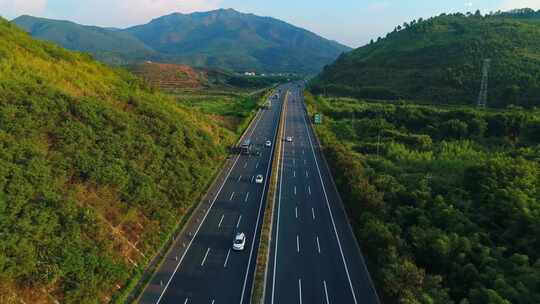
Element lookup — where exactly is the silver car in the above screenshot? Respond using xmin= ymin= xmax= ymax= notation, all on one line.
xmin=233 ymin=233 xmax=246 ymax=251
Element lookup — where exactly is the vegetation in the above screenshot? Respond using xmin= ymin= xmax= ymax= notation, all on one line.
xmin=0 ymin=17 xmax=240 ymax=303
xmin=311 ymin=9 xmax=540 ymax=107
xmin=128 ymin=62 xmax=205 ymax=90
xmin=127 ymin=62 xmax=293 ymax=92
xmin=305 ymin=93 xmax=540 ymax=303
xmin=13 ymin=9 xmax=350 ymax=74
xmin=12 ymin=15 xmax=155 ymax=65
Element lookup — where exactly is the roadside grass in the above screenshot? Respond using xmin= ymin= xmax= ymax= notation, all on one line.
xmin=171 ymin=89 xmax=264 ymax=134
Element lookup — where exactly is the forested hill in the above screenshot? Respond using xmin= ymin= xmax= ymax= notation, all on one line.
xmin=0 ymin=17 xmax=233 ymax=303
xmin=13 ymin=9 xmax=351 ymax=74
xmin=311 ymin=9 xmax=540 ymax=108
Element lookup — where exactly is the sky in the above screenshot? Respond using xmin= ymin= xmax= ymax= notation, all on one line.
xmin=1 ymin=0 xmax=539 ymax=47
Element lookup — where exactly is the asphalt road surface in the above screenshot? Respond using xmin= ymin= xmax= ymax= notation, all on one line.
xmin=265 ymin=85 xmax=379 ymax=304
xmin=149 ymin=85 xmax=288 ymax=304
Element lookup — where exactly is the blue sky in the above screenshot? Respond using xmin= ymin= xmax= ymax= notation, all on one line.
xmin=1 ymin=0 xmax=539 ymax=47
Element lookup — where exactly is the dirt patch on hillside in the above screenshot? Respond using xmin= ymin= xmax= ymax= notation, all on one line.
xmin=131 ymin=62 xmax=206 ymax=89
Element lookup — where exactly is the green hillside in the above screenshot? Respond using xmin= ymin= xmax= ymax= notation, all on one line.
xmin=306 ymin=94 xmax=540 ymax=304
xmin=12 ymin=9 xmax=351 ymax=74
xmin=0 ymin=17 xmax=235 ymax=303
xmin=312 ymin=9 xmax=540 ymax=107
xmin=13 ymin=15 xmax=155 ymax=65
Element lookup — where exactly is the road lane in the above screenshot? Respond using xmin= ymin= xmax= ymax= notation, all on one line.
xmin=140 ymin=85 xmax=288 ymax=304
xmin=266 ymin=84 xmax=379 ymax=304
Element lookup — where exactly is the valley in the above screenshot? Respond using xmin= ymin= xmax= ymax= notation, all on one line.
xmin=1 ymin=4 xmax=540 ymax=304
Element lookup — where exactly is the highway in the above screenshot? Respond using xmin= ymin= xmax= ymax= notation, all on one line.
xmin=142 ymin=85 xmax=287 ymax=304
xmin=265 ymin=85 xmax=379 ymax=304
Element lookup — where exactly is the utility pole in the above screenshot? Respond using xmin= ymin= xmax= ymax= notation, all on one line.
xmin=477 ymin=59 xmax=491 ymax=108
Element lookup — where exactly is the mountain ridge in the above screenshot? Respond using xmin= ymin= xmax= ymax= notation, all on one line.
xmin=311 ymin=9 xmax=540 ymax=107
xmin=12 ymin=9 xmax=350 ymax=74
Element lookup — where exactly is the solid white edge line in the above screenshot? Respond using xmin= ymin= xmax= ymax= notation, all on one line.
xmin=155 ymin=106 xmax=265 ymax=304
xmin=270 ymin=90 xmax=288 ymax=304
xmin=239 ymin=88 xmax=284 ymax=304
xmin=301 ymin=99 xmax=359 ymax=304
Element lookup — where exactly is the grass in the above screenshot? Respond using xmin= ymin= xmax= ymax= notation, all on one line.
xmin=172 ymin=89 xmax=267 ymax=134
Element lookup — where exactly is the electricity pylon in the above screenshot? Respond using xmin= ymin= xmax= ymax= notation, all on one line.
xmin=477 ymin=59 xmax=491 ymax=108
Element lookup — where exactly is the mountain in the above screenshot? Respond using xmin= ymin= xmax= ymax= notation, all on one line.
xmin=12 ymin=9 xmax=351 ymax=74
xmin=0 ymin=17 xmax=232 ymax=303
xmin=311 ymin=9 xmax=540 ymax=107
xmin=12 ymin=15 xmax=156 ymax=64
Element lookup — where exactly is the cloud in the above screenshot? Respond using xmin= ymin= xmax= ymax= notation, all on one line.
xmin=65 ymin=0 xmax=222 ymax=27
xmin=499 ymin=0 xmax=540 ymax=10
xmin=0 ymin=0 xmax=47 ymax=19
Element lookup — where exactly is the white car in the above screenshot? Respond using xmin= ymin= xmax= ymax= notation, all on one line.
xmin=265 ymin=140 xmax=272 ymax=147
xmin=286 ymin=136 xmax=293 ymax=142
xmin=233 ymin=232 xmax=246 ymax=251
xmin=255 ymin=174 xmax=264 ymax=184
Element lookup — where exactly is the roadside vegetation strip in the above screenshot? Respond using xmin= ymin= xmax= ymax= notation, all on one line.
xmin=126 ymin=89 xmax=270 ymax=304
xmin=251 ymin=90 xmax=289 ymax=303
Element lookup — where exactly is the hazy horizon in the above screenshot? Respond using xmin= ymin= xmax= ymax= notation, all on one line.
xmin=2 ymin=0 xmax=539 ymax=48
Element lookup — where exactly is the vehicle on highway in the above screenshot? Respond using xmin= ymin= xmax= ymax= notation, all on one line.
xmin=286 ymin=136 xmax=293 ymax=142
xmin=265 ymin=140 xmax=272 ymax=147
xmin=240 ymin=139 xmax=252 ymax=155
xmin=255 ymin=174 xmax=264 ymax=184
xmin=233 ymin=232 xmax=246 ymax=251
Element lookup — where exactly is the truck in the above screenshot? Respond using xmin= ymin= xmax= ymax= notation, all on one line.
xmin=240 ymin=139 xmax=252 ymax=155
